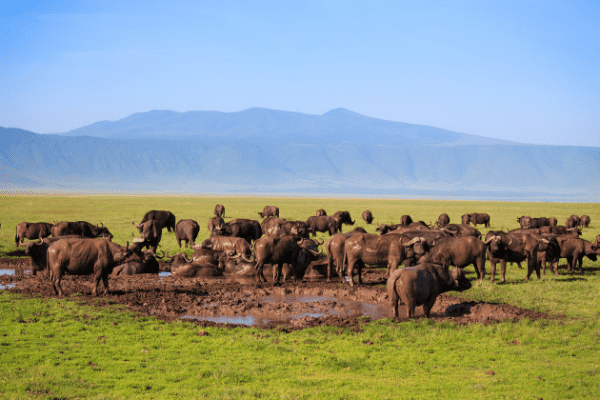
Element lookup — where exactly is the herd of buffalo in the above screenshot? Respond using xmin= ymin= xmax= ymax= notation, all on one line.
xmin=12 ymin=205 xmax=599 ymax=318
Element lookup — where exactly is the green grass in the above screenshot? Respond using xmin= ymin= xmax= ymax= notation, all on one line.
xmin=1 ymin=195 xmax=600 ymax=399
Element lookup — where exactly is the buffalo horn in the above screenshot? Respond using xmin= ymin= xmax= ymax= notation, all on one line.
xmin=404 ymin=237 xmax=420 ymax=246
xmin=184 ymin=254 xmax=192 ymax=262
xmin=165 ymin=251 xmax=174 ymax=260
xmin=315 ymin=238 xmax=324 ymax=245
xmin=241 ymin=254 xmax=254 ymax=262
xmin=307 ymin=248 xmax=322 ymax=256
xmin=297 ymin=237 xmax=305 ymax=245
xmin=484 ymin=235 xmax=496 ymax=244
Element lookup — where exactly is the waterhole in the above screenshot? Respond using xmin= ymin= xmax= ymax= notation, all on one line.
xmin=0 ymin=270 xmax=15 ymax=276
xmin=182 ymin=293 xmax=393 ymax=328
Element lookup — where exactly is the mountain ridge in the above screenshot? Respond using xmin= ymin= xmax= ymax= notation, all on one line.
xmin=57 ymin=107 xmax=515 ymax=146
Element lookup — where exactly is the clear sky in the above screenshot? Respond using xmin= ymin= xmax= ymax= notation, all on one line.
xmin=1 ymin=0 xmax=599 ymax=146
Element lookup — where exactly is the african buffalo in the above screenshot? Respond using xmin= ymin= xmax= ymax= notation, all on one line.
xmin=131 ymin=219 xmax=162 ymax=253
xmin=580 ymin=215 xmax=591 ymax=228
xmin=261 ymin=218 xmax=308 ymax=238
xmin=387 ymin=264 xmax=471 ymax=318
xmin=343 ymin=233 xmax=425 ymax=286
xmin=418 ymin=236 xmax=487 ymax=281
xmin=565 ymin=216 xmax=578 ymax=229
xmin=436 ymin=213 xmax=450 ymax=228
xmin=332 ymin=211 xmax=355 ymax=229
xmin=208 ymin=216 xmax=225 ymax=234
xmin=253 ymin=235 xmax=322 ymax=283
xmin=400 ymin=215 xmax=413 ymax=226
xmin=211 ymin=218 xmax=262 ymax=243
xmin=175 ymin=219 xmax=200 ymax=248
xmin=258 ymin=206 xmax=279 ymax=218
xmin=214 ymin=204 xmax=225 ymax=218
xmin=139 ymin=210 xmax=176 ymax=232
xmin=24 ymin=236 xmax=82 ymax=276
xmin=543 ymin=236 xmax=595 ymax=275
xmin=111 ymin=249 xmax=161 ymax=276
xmin=440 ymin=224 xmax=482 ymax=239
xmin=362 ymin=210 xmax=373 ymax=224
xmin=164 ymin=252 xmax=222 ymax=277
xmin=505 ymin=231 xmax=560 ymax=281
xmin=316 ymin=209 xmax=327 ymax=216
xmin=15 ymin=222 xmax=54 ymax=246
xmin=52 ymin=221 xmax=113 ymax=240
xmin=306 ymin=215 xmax=343 ymax=236
xmin=325 ymin=227 xmax=368 ymax=282
xmin=461 ymin=213 xmax=490 ymax=228
xmin=47 ymin=238 xmax=131 ymax=296
xmin=196 ymin=236 xmax=252 ymax=258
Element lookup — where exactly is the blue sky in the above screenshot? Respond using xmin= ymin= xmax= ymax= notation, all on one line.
xmin=1 ymin=0 xmax=599 ymax=146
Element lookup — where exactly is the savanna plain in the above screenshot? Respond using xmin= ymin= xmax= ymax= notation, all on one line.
xmin=1 ymin=195 xmax=599 ymax=399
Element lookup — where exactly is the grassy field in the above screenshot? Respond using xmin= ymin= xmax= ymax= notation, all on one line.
xmin=1 ymin=195 xmax=599 ymax=399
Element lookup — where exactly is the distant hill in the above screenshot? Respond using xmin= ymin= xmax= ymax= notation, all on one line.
xmin=61 ymin=108 xmax=513 ymax=146
xmin=2 ymin=123 xmax=600 ymax=201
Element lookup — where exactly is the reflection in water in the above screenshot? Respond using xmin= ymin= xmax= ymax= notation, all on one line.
xmin=0 ymin=283 xmax=16 ymax=290
xmin=0 ymin=270 xmax=15 ymax=276
xmin=182 ymin=293 xmax=392 ymax=328
xmin=159 ymin=272 xmax=171 ymax=277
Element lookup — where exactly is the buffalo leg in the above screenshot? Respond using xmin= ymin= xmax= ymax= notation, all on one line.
xmin=489 ymin=260 xmax=497 ymax=282
xmin=423 ymin=297 xmax=436 ymax=318
xmin=500 ymin=260 xmax=507 ymax=283
xmin=101 ymin=274 xmax=110 ymax=295
xmin=346 ymin=258 xmax=358 ymax=286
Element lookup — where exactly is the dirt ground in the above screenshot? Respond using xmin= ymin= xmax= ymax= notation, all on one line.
xmin=0 ymin=257 xmax=553 ymax=330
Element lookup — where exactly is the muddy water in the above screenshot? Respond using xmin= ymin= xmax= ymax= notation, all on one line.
xmin=182 ymin=293 xmax=394 ymax=328
xmin=0 ymin=269 xmax=15 ymax=276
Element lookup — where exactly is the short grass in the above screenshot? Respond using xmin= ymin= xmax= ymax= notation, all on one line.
xmin=1 ymin=195 xmax=600 ymax=399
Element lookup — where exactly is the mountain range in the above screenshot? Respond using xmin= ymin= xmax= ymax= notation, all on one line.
xmin=1 ymin=108 xmax=599 ymax=201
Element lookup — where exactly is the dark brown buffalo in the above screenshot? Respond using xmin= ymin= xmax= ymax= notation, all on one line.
xmin=306 ymin=215 xmax=343 ymax=236
xmin=164 ymin=252 xmax=222 ymax=277
xmin=332 ymin=211 xmax=355 ymax=229
xmin=15 ymin=222 xmax=54 ymax=246
xmin=484 ymin=231 xmax=535 ymax=283
xmin=223 ymin=237 xmax=323 ymax=280
xmin=258 ymin=206 xmax=280 ymax=218
xmin=214 ymin=204 xmax=225 ymax=218
xmin=418 ymin=236 xmax=486 ymax=281
xmin=131 ymin=220 xmax=162 ymax=253
xmin=343 ymin=233 xmax=424 ymax=286
xmin=253 ymin=235 xmax=321 ymax=283
xmin=542 ymin=236 xmax=595 ymax=275
xmin=517 ymin=216 xmax=553 ymax=229
xmin=316 ymin=209 xmax=327 ymax=217
xmin=461 ymin=213 xmax=490 ymax=228
xmin=400 ymin=215 xmax=413 ymax=225
xmin=375 ymin=223 xmax=405 ymax=235
xmin=52 ymin=221 xmax=113 ymax=240
xmin=196 ymin=236 xmax=252 ymax=258
xmin=190 ymin=247 xmax=223 ymax=267
xmin=565 ymin=216 xmax=578 ymax=229
xmin=208 ymin=216 xmax=225 ymax=234
xmin=362 ymin=210 xmax=374 ymax=224
xmin=580 ymin=215 xmax=591 ymax=228
xmin=387 ymin=264 xmax=471 ymax=318
xmin=24 ymin=236 xmax=82 ymax=276
xmin=260 ymin=217 xmax=308 ymax=238
xmin=440 ymin=224 xmax=482 ymax=239
xmin=139 ymin=210 xmax=176 ymax=232
xmin=47 ymin=238 xmax=131 ymax=296
xmin=175 ymin=219 xmax=200 ymax=248
xmin=111 ymin=249 xmax=160 ymax=276
xmin=570 ymin=215 xmax=581 ymax=227
xmin=325 ymin=227 xmax=368 ymax=282
xmin=211 ymin=218 xmax=262 ymax=243
xmin=505 ymin=231 xmax=560 ymax=281
xmin=436 ymin=213 xmax=450 ymax=228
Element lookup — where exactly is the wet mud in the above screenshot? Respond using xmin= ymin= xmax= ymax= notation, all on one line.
xmin=0 ymin=258 xmax=553 ymax=330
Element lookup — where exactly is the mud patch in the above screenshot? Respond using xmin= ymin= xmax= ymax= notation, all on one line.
xmin=0 ymin=258 xmax=554 ymax=330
